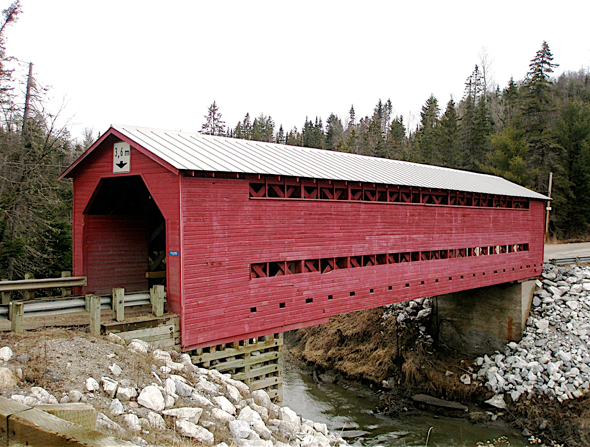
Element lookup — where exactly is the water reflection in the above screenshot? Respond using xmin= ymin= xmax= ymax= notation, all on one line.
xmin=282 ymin=362 xmax=527 ymax=447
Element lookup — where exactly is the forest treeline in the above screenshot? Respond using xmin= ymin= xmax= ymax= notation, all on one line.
xmin=0 ymin=2 xmax=86 ymax=280
xmin=203 ymin=42 xmax=590 ymax=243
xmin=1 ymin=0 xmax=589 ymax=281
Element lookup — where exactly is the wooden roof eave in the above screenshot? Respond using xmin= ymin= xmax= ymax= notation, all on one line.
xmin=58 ymin=127 xmax=180 ymax=180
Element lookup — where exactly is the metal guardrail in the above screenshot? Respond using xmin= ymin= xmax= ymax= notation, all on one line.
xmin=0 ymin=293 xmax=150 ymax=321
xmin=0 ymin=276 xmax=87 ymax=292
xmin=548 ymin=256 xmax=590 ymax=266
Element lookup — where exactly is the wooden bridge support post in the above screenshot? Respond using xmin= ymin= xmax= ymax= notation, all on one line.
xmin=112 ymin=288 xmax=125 ymax=322
xmin=150 ymin=285 xmax=165 ymax=317
xmin=1 ymin=278 xmax=9 ymax=305
xmin=88 ymin=294 xmax=101 ymax=336
xmin=23 ymin=273 xmax=34 ymax=301
xmin=10 ymin=301 xmax=24 ymax=333
xmin=60 ymin=271 xmax=72 ymax=297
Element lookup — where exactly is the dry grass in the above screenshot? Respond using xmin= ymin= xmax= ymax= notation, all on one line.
xmin=288 ymin=307 xmax=401 ymax=383
xmin=288 ymin=306 xmax=488 ymax=402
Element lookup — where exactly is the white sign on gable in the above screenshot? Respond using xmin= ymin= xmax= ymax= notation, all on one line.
xmin=113 ymin=142 xmax=131 ymax=173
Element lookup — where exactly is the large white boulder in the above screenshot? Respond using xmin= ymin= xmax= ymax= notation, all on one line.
xmin=0 ymin=347 xmax=13 ymax=362
xmin=214 ymin=395 xmax=236 ymax=415
xmin=0 ymin=368 xmax=17 ymax=390
xmin=176 ymin=420 xmax=214 ymax=445
xmin=122 ymin=413 xmax=141 ymax=432
xmin=147 ymin=411 xmax=166 ymax=430
xmin=190 ymin=392 xmax=214 ymax=408
xmin=127 ymin=339 xmax=150 ymax=354
xmin=101 ymin=377 xmax=118 ymax=398
xmin=137 ymin=385 xmax=165 ymax=412
xmin=211 ymin=407 xmax=235 ymax=424
xmin=229 ymin=419 xmax=259 ymax=440
xmin=85 ymin=377 xmax=99 ymax=392
xmin=238 ymin=406 xmax=271 ymax=440
xmin=109 ymin=398 xmax=124 ymax=416
xmin=162 ymin=407 xmax=203 ymax=424
xmin=116 ymin=386 xmax=137 ymax=401
xmin=251 ymin=390 xmax=272 ymax=411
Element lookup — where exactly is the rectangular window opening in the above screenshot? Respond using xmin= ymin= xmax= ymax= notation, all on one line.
xmin=370 ymin=289 xmax=374 ymax=294
xmin=388 ymin=286 xmax=393 ymax=291
xmin=250 ymin=307 xmax=257 ymax=313
xmin=306 ymin=298 xmax=313 ymax=304
xmin=328 ymin=295 xmax=333 ymax=300
xmin=350 ymin=292 xmax=355 ymax=297
xmin=279 ymin=302 xmax=286 ymax=309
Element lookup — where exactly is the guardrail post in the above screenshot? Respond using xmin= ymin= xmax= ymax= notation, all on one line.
xmin=60 ymin=271 xmax=72 ymax=297
xmin=10 ymin=301 xmax=24 ymax=333
xmin=1 ymin=278 xmax=10 ymax=305
xmin=112 ymin=288 xmax=125 ymax=322
xmin=23 ymin=273 xmax=34 ymax=300
xmin=150 ymin=285 xmax=165 ymax=317
xmin=88 ymin=294 xmax=101 ymax=336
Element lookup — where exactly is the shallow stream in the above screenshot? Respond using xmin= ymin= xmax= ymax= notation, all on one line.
xmin=282 ymin=362 xmax=529 ymax=447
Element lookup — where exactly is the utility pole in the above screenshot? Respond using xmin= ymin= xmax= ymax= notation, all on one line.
xmin=545 ymin=172 xmax=553 ymax=243
xmin=21 ymin=62 xmax=33 ymax=149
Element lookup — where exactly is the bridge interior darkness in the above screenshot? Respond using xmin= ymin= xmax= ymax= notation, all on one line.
xmin=86 ymin=175 xmax=166 ymax=289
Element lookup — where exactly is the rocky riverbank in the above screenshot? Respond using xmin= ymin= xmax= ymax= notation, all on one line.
xmin=477 ymin=264 xmax=590 ymax=404
xmin=0 ymin=331 xmax=348 ymax=447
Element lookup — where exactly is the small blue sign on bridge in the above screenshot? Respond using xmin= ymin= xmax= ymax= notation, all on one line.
xmin=169 ymin=251 xmax=179 ymax=257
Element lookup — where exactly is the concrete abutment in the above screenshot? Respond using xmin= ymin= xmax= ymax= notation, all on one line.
xmin=432 ymin=280 xmax=536 ymax=355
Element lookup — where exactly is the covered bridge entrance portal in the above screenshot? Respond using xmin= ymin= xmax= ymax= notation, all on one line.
xmin=84 ymin=176 xmax=166 ymax=295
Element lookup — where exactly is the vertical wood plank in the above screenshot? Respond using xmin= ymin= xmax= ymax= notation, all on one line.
xmin=89 ymin=295 xmax=101 ymax=335
xmin=112 ymin=288 xmax=125 ymax=322
xmin=10 ymin=301 xmax=24 ymax=333
xmin=1 ymin=278 xmax=9 ymax=305
xmin=151 ymin=285 xmax=165 ymax=317
xmin=23 ymin=273 xmax=34 ymax=301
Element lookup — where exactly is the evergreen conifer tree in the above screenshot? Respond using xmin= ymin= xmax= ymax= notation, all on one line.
xmin=201 ymin=101 xmax=226 ymax=136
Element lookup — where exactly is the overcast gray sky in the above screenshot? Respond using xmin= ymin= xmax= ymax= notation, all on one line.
xmin=4 ymin=0 xmax=590 ymax=140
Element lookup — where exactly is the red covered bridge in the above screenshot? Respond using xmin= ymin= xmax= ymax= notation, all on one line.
xmin=60 ymin=125 xmax=549 ymax=350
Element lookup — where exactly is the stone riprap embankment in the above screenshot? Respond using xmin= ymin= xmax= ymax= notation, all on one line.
xmin=1 ymin=335 xmax=348 ymax=447
xmin=382 ymin=297 xmax=434 ymax=345
xmin=477 ymin=264 xmax=590 ymax=404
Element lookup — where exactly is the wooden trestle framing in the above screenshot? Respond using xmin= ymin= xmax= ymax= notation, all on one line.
xmin=102 ymin=314 xmax=181 ymax=350
xmin=189 ymin=333 xmax=284 ymax=402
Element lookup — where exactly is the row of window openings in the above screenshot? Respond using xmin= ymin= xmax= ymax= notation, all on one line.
xmin=250 ymin=244 xmax=530 ymax=279
xmin=249 ymin=264 xmax=537 ymax=312
xmin=249 ymin=182 xmax=530 ymax=209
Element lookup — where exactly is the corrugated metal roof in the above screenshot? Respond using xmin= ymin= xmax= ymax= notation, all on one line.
xmin=111 ymin=124 xmax=549 ymax=200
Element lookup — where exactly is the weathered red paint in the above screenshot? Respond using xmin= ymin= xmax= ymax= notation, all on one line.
xmin=64 ymin=130 xmax=545 ymax=351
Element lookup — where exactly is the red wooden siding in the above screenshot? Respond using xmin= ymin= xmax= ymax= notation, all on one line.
xmin=180 ymin=176 xmax=544 ymax=350
xmin=70 ymin=136 xmax=181 ymax=309
xmin=85 ymin=215 xmax=148 ymax=294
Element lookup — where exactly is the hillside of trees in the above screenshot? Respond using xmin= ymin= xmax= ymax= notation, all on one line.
xmin=1 ymin=0 xmax=589 ymax=281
